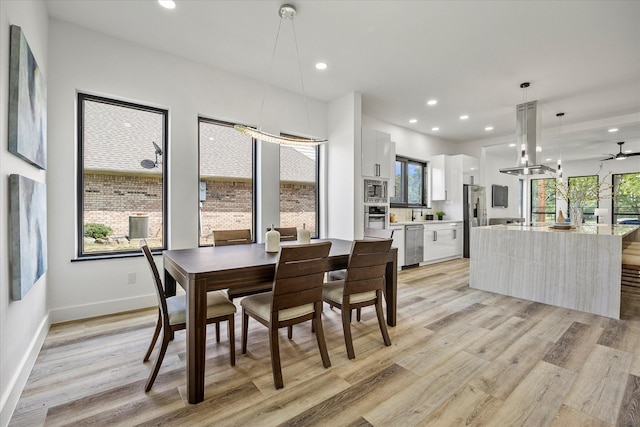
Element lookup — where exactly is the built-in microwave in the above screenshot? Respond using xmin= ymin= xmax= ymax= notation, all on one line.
xmin=364 ymin=179 xmax=388 ymax=204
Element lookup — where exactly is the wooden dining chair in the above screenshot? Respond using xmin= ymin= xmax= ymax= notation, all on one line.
xmin=141 ymin=243 xmax=237 ymax=391
xmin=322 ymin=239 xmax=393 ymax=359
xmin=274 ymin=227 xmax=297 ymax=241
xmin=213 ymin=229 xmax=273 ymax=300
xmin=240 ymin=242 xmax=332 ymax=389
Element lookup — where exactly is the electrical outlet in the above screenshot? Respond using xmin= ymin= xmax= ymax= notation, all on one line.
xmin=127 ymin=272 xmax=136 ymax=284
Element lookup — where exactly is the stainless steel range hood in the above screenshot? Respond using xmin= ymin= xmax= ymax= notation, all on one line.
xmin=499 ymin=100 xmax=555 ymax=176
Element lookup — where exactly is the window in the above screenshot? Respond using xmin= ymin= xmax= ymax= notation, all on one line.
xmin=530 ymin=178 xmax=556 ymax=224
xmin=279 ymin=143 xmax=319 ymax=238
xmin=198 ymin=118 xmax=255 ymax=246
xmin=391 ymin=157 xmax=427 ymax=207
xmin=78 ymin=93 xmax=168 ymax=256
xmin=613 ymin=172 xmax=640 ymax=224
xmin=568 ymin=175 xmax=598 ymax=224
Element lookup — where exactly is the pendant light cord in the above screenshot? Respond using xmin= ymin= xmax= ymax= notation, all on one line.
xmin=291 ymin=19 xmax=313 ymax=140
xmin=258 ymin=17 xmax=285 ymax=131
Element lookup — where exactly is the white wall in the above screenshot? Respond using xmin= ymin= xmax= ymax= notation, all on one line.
xmin=46 ymin=19 xmax=328 ymax=324
xmin=0 ymin=2 xmax=49 ymax=425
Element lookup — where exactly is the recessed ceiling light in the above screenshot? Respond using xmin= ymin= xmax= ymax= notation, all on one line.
xmin=608 ymin=128 xmax=619 ymax=133
xmin=158 ymin=0 xmax=176 ymax=9
xmin=470 ymin=167 xmax=476 ymax=170
xmin=123 ymin=122 xmax=131 ymax=127
xmin=546 ymin=158 xmax=552 ymax=161
xmin=208 ymin=137 xmax=215 ymax=141
xmin=624 ymin=150 xmax=632 ymax=153
xmin=427 ymin=99 xmax=437 ymax=106
xmin=409 ymin=119 xmax=417 ymax=124
xmin=460 ymin=115 xmax=469 ymax=120
xmin=431 ymin=127 xmax=439 ymax=131
xmin=485 ymin=126 xmax=493 ymax=131
xmin=536 ymin=146 xmax=542 ymax=152
xmin=315 ymin=62 xmax=327 ymax=70
xmin=509 ymin=143 xmax=516 ymax=147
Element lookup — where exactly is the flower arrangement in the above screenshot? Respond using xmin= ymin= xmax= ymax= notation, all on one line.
xmin=552 ymin=171 xmax=614 ymax=208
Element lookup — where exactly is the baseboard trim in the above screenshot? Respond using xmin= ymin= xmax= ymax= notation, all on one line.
xmin=49 ymin=294 xmax=157 ymax=324
xmin=1 ymin=313 xmax=50 ymax=427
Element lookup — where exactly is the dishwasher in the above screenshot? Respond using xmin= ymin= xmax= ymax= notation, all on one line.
xmin=404 ymin=224 xmax=424 ymax=267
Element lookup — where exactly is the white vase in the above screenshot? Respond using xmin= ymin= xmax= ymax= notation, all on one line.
xmin=297 ymin=223 xmax=311 ymax=244
xmin=265 ymin=224 xmax=280 ymax=252
xmin=570 ymin=206 xmax=583 ymax=229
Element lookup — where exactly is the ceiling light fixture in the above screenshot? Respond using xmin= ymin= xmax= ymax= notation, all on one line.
xmin=431 ymin=127 xmax=439 ymax=131
xmin=608 ymin=128 xmax=619 ymax=133
xmin=409 ymin=119 xmax=417 ymax=124
xmin=556 ymin=112 xmax=564 ymax=181
xmin=315 ymin=62 xmax=327 ymax=70
xmin=460 ymin=115 xmax=469 ymax=120
xmin=234 ymin=4 xmax=326 ymax=146
xmin=427 ymin=99 xmax=437 ymax=106
xmin=158 ymin=0 xmax=176 ymax=9
xmin=485 ymin=126 xmax=494 ymax=131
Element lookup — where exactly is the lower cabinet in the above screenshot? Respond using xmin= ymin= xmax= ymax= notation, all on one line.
xmin=423 ymin=222 xmax=462 ymax=263
xmin=390 ymin=225 xmax=405 ymax=268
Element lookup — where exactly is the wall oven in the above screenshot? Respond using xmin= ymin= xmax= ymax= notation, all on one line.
xmin=365 ymin=205 xmax=388 ymax=230
xmin=364 ymin=179 xmax=388 ymax=204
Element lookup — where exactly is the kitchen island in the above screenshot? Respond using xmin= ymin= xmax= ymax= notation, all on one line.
xmin=469 ymin=224 xmax=639 ymax=318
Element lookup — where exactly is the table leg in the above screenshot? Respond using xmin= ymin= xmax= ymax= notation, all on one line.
xmin=186 ymin=277 xmax=207 ymax=404
xmin=385 ymin=251 xmax=397 ymax=326
xmin=164 ymin=268 xmax=176 ymax=297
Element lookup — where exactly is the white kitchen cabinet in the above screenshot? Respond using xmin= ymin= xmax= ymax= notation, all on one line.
xmin=423 ymin=222 xmax=463 ymax=263
xmin=390 ymin=225 xmax=405 ymax=268
xmin=430 ymin=154 xmax=447 ymax=200
xmin=362 ymin=127 xmax=393 ymax=179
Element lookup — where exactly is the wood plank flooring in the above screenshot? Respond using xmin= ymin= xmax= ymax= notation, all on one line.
xmin=9 ymin=259 xmax=640 ymax=426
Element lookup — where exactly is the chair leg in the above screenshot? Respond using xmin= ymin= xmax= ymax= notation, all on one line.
xmin=145 ymin=329 xmax=170 ymax=392
xmin=143 ymin=309 xmax=162 ymax=362
xmin=375 ymin=294 xmax=391 ymax=347
xmin=269 ymin=325 xmax=284 ymax=389
xmin=313 ymin=308 xmax=331 ymax=368
xmin=342 ymin=305 xmax=356 ymax=360
xmin=228 ymin=314 xmax=236 ymax=366
xmin=287 ymin=325 xmax=293 ymax=339
xmin=356 ymin=308 xmax=361 ymax=322
xmin=215 ymin=322 xmax=221 ymax=342
xmin=242 ymin=309 xmax=249 ymax=354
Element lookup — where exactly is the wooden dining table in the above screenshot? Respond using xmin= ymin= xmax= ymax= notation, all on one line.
xmin=163 ymin=238 xmax=398 ymax=404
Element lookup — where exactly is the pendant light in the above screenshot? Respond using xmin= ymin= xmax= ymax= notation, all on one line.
xmin=520 ymin=82 xmax=530 ymax=175
xmin=234 ymin=4 xmax=326 ymax=146
xmin=556 ymin=112 xmax=564 ymax=182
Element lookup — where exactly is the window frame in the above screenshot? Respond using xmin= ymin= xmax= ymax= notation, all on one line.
xmin=530 ymin=178 xmax=556 ymax=224
xmin=390 ymin=156 xmax=428 ymax=208
xmin=567 ymin=175 xmax=598 ymax=224
xmin=612 ymin=171 xmax=640 ymax=224
xmin=279 ymin=134 xmax=320 ymax=238
xmin=76 ymin=92 xmax=169 ymax=259
xmin=197 ymin=117 xmax=257 ymax=247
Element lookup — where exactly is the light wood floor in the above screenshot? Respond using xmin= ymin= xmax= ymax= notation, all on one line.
xmin=9 ymin=259 xmax=640 ymax=426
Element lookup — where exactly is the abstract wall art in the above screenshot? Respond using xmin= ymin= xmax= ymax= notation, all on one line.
xmin=8 ymin=24 xmax=47 ymax=169
xmin=10 ymin=175 xmax=48 ymax=300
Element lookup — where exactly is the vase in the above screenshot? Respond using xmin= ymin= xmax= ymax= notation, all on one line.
xmin=570 ymin=206 xmax=583 ymax=229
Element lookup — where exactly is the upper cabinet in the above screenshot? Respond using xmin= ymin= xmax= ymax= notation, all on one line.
xmin=430 ymin=154 xmax=449 ymax=200
xmin=362 ymin=127 xmax=394 ymax=180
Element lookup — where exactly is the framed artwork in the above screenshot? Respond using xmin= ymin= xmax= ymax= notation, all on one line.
xmin=8 ymin=24 xmax=47 ymax=169
xmin=10 ymin=175 xmax=48 ymax=300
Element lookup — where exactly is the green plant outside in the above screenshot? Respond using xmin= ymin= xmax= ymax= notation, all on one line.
xmin=84 ymin=223 xmax=113 ymax=239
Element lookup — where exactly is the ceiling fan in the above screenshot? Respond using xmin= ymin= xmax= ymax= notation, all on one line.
xmin=601 ymin=141 xmax=640 ymax=161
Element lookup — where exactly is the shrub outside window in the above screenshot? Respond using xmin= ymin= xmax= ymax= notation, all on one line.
xmin=530 ymin=178 xmax=556 ymax=224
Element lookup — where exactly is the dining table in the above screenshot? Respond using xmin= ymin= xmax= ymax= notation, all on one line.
xmin=163 ymin=238 xmax=398 ymax=404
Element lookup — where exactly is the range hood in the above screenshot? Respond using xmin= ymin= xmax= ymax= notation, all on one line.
xmin=499 ymin=100 xmax=556 ymax=176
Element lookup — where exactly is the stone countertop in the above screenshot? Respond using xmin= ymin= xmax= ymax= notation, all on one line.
xmin=390 ymin=220 xmax=462 ymax=226
xmin=480 ymin=223 xmax=638 ymax=237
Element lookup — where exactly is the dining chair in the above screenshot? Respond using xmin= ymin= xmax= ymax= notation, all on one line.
xmin=322 ymin=239 xmax=393 ymax=359
xmin=240 ymin=241 xmax=332 ymax=389
xmin=213 ymin=229 xmax=273 ymax=300
xmin=273 ymin=227 xmax=298 ymax=241
xmin=327 ymin=228 xmax=393 ymax=321
xmin=141 ymin=243 xmax=237 ymax=391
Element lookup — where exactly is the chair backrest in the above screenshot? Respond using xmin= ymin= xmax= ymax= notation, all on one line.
xmin=141 ymin=243 xmax=170 ymax=325
xmin=344 ymin=239 xmax=393 ymax=296
xmin=364 ymin=228 xmax=394 ymax=240
xmin=271 ymin=242 xmax=332 ymax=312
xmin=213 ymin=229 xmax=252 ymax=246
xmin=274 ymin=227 xmax=297 ymax=241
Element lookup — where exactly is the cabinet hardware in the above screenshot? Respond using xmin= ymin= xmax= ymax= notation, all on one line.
xmin=433 ymin=231 xmax=437 ymax=241
xmin=453 ymin=229 xmax=457 ymax=239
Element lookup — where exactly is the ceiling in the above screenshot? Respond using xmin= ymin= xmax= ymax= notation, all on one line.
xmin=45 ymin=0 xmax=640 ymax=163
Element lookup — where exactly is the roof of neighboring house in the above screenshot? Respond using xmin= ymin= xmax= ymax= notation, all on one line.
xmin=83 ymin=100 xmax=316 ymax=183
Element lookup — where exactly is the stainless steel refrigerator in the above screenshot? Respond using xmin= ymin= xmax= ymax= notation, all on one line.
xmin=463 ymin=184 xmax=487 ymax=258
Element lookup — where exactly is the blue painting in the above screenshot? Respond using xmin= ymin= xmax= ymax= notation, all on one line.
xmin=8 ymin=25 xmax=47 ymax=170
xmin=10 ymin=175 xmax=47 ymax=300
